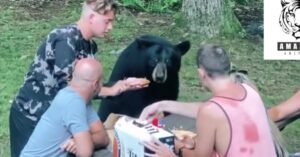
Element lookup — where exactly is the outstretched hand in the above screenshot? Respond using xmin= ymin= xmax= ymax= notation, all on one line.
xmin=139 ymin=102 xmax=162 ymax=122
xmin=110 ymin=77 xmax=150 ymax=96
xmin=125 ymin=77 xmax=150 ymax=88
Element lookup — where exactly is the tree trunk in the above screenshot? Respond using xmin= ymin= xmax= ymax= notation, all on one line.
xmin=182 ymin=0 xmax=242 ymax=37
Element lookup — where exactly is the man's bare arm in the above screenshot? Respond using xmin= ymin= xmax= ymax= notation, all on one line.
xmin=268 ymin=90 xmax=300 ymax=121
xmin=159 ymin=100 xmax=202 ymax=118
xmin=73 ymin=131 xmax=93 ymax=157
xmin=99 ymin=78 xmax=149 ymax=97
xmin=183 ymin=102 xmax=219 ymax=157
xmin=89 ymin=120 xmax=110 ymax=149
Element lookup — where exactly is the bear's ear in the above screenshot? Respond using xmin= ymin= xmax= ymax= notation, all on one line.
xmin=136 ymin=37 xmax=156 ymax=49
xmin=176 ymin=41 xmax=190 ymax=56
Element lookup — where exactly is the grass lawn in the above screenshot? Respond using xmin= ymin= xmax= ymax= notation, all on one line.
xmin=0 ymin=1 xmax=299 ymax=156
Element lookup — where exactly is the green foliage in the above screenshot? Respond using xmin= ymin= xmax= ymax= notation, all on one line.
xmin=9 ymin=0 xmax=52 ymax=8
xmin=172 ymin=12 xmax=186 ymax=28
xmin=233 ymin=0 xmax=248 ymax=4
xmin=231 ymin=0 xmax=262 ymax=5
xmin=219 ymin=0 xmax=244 ymax=37
xmin=220 ymin=14 xmax=244 ymax=37
xmin=119 ymin=0 xmax=182 ymax=12
xmin=119 ymin=0 xmax=146 ymax=10
xmin=7 ymin=0 xmax=77 ymax=9
xmin=233 ymin=0 xmax=255 ymax=4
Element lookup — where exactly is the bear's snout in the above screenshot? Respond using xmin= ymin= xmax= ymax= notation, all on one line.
xmin=152 ymin=63 xmax=167 ymax=83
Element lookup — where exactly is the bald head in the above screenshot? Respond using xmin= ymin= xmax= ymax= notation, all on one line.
xmin=72 ymin=58 xmax=103 ymax=84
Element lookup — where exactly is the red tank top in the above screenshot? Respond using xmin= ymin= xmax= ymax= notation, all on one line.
xmin=210 ymin=83 xmax=276 ymax=157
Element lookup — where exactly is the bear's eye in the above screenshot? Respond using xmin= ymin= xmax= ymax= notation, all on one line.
xmin=166 ymin=59 xmax=172 ymax=66
xmin=149 ymin=59 xmax=158 ymax=67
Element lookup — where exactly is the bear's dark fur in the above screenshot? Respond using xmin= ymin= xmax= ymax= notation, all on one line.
xmin=98 ymin=35 xmax=190 ymax=121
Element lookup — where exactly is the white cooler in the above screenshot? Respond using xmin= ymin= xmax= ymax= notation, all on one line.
xmin=113 ymin=116 xmax=175 ymax=157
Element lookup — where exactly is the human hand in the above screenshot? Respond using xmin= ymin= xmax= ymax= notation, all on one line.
xmin=111 ymin=77 xmax=150 ymax=96
xmin=124 ymin=77 xmax=150 ymax=89
xmin=139 ymin=102 xmax=162 ymax=122
xmin=60 ymin=138 xmax=77 ymax=154
xmin=144 ymin=137 xmax=176 ymax=157
xmin=173 ymin=132 xmax=196 ymax=150
xmin=110 ymin=80 xmax=128 ymax=96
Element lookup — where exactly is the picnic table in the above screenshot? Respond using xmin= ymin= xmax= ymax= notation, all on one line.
xmin=93 ymin=114 xmax=196 ymax=157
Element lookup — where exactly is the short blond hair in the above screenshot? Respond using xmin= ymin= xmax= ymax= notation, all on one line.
xmin=85 ymin=0 xmax=117 ymax=14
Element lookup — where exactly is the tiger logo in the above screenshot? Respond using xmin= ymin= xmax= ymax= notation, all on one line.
xmin=279 ymin=0 xmax=300 ymax=39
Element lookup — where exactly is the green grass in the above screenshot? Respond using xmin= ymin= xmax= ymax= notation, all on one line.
xmin=0 ymin=2 xmax=299 ymax=156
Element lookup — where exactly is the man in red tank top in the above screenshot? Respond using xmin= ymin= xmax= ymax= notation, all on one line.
xmin=141 ymin=44 xmax=279 ymax=157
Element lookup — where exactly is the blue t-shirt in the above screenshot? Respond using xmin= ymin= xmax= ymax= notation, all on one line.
xmin=20 ymin=86 xmax=99 ymax=157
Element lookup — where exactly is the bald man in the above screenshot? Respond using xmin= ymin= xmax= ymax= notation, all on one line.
xmin=20 ymin=58 xmax=109 ymax=157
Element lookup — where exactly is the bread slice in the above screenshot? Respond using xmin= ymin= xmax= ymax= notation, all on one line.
xmin=126 ymin=77 xmax=150 ymax=86
xmin=172 ymin=130 xmax=196 ymax=138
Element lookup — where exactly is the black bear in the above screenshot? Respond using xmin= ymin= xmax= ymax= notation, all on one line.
xmin=98 ymin=35 xmax=190 ymax=121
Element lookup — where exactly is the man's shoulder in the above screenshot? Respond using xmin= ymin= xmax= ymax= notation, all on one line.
xmin=53 ymin=87 xmax=85 ymax=107
xmin=197 ymin=101 xmax=227 ymax=120
xmin=47 ymin=24 xmax=81 ymax=42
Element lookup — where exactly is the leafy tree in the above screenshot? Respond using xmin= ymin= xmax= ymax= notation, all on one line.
xmin=119 ymin=0 xmax=181 ymax=12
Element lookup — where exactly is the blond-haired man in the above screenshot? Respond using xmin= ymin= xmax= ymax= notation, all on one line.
xmin=10 ymin=1 xmax=142 ymax=156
